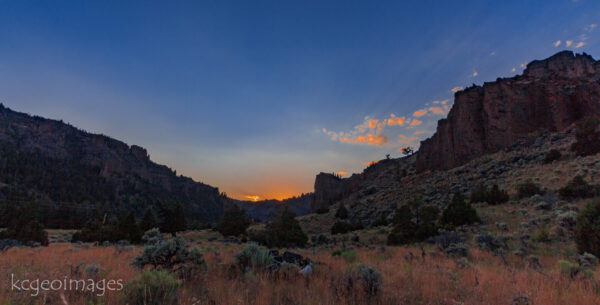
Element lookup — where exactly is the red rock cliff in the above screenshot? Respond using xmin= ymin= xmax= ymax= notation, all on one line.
xmin=416 ymin=51 xmax=600 ymax=172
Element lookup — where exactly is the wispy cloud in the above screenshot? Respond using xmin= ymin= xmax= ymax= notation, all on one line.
xmin=413 ymin=109 xmax=428 ymax=117
xmin=451 ymin=86 xmax=463 ymax=93
xmin=585 ymin=24 xmax=597 ymax=32
xmin=574 ymin=41 xmax=585 ymax=48
xmin=472 ymin=71 xmax=478 ymax=77
xmin=410 ymin=119 xmax=422 ymax=126
xmin=566 ymin=40 xmax=573 ymax=47
xmin=336 ymin=170 xmax=348 ymax=176
xmin=363 ymin=160 xmax=378 ymax=166
xmin=511 ymin=67 xmax=516 ymax=72
xmin=428 ymin=106 xmax=445 ymax=115
xmin=554 ymin=40 xmax=561 ymax=47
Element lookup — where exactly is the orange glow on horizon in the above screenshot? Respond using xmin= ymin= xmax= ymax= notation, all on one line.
xmin=244 ymin=195 xmax=261 ymax=202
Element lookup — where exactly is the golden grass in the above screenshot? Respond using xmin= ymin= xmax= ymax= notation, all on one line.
xmin=1 ymin=242 xmax=598 ymax=305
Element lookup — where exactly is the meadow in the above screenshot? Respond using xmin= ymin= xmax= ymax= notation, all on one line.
xmin=1 ymin=234 xmax=598 ymax=305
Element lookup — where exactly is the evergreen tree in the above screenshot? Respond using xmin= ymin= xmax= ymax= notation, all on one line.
xmin=140 ymin=208 xmax=157 ymax=232
xmin=264 ymin=207 xmax=308 ymax=247
xmin=157 ymin=201 xmax=186 ymax=236
xmin=3 ymin=201 xmax=49 ymax=245
xmin=387 ymin=205 xmax=417 ymax=245
xmin=119 ymin=211 xmax=142 ymax=243
xmin=216 ymin=204 xmax=250 ymax=237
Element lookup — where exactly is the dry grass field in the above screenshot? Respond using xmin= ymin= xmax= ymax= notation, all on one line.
xmin=1 ymin=237 xmax=598 ymax=305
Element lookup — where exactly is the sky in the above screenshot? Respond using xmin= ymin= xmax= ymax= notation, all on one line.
xmin=0 ymin=1 xmax=598 ymax=201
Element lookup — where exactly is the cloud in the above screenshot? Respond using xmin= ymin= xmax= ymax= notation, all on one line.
xmin=585 ymin=24 xmax=597 ymax=32
xmin=490 ymin=51 xmax=496 ymax=56
xmin=414 ymin=130 xmax=425 ymax=135
xmin=368 ymin=119 xmax=379 ymax=130
xmin=574 ymin=42 xmax=585 ymax=48
xmin=554 ymin=40 xmax=561 ymax=47
xmin=363 ymin=160 xmax=378 ymax=166
xmin=340 ymin=133 xmax=389 ymax=146
xmin=387 ymin=114 xmax=406 ymax=126
xmin=472 ymin=71 xmax=478 ymax=77
xmin=566 ymin=40 xmax=573 ymax=47
xmin=451 ymin=86 xmax=464 ymax=93
xmin=428 ymin=106 xmax=445 ymax=115
xmin=511 ymin=68 xmax=516 ymax=72
xmin=520 ymin=63 xmax=527 ymax=69
xmin=413 ymin=109 xmax=428 ymax=117
xmin=336 ymin=170 xmax=348 ymax=176
xmin=410 ymin=119 xmax=422 ymax=126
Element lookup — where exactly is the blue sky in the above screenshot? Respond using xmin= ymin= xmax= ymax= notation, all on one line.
xmin=0 ymin=0 xmax=598 ymax=200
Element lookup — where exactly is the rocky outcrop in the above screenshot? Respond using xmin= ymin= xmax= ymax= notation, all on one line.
xmin=312 ymin=173 xmax=345 ymax=211
xmin=416 ymin=51 xmax=600 ymax=172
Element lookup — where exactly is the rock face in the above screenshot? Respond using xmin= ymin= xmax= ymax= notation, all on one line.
xmin=312 ymin=173 xmax=345 ymax=211
xmin=0 ymin=104 xmax=224 ymax=222
xmin=416 ymin=51 xmax=600 ymax=172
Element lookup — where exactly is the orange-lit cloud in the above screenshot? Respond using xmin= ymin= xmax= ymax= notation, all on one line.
xmin=413 ymin=109 xmax=428 ymax=117
xmin=336 ymin=170 xmax=348 ymax=176
xmin=429 ymin=106 xmax=445 ymax=115
xmin=245 ymin=195 xmax=260 ymax=202
xmin=451 ymin=86 xmax=463 ymax=93
xmin=363 ymin=160 xmax=378 ymax=166
xmin=340 ymin=133 xmax=389 ymax=146
xmin=415 ymin=130 xmax=425 ymax=135
xmin=410 ymin=119 xmax=422 ymax=126
xmin=368 ymin=119 xmax=379 ymax=129
xmin=574 ymin=42 xmax=585 ymax=48
xmin=387 ymin=114 xmax=406 ymax=126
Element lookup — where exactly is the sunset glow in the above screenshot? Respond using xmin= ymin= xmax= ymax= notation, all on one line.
xmin=244 ymin=195 xmax=261 ymax=202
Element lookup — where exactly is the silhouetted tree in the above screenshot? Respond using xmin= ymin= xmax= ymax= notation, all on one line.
xmin=216 ymin=204 xmax=250 ymax=237
xmin=335 ymin=203 xmax=348 ymax=219
xmin=263 ymin=208 xmax=307 ymax=247
xmin=140 ymin=208 xmax=157 ymax=232
xmin=440 ymin=192 xmax=480 ymax=229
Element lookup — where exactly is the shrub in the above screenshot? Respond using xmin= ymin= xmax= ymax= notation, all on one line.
xmin=559 ymin=260 xmax=594 ymax=279
xmin=559 ymin=175 xmax=597 ymax=199
xmin=440 ymin=192 xmax=480 ymax=229
xmin=486 ymin=184 xmax=509 ymax=205
xmin=532 ymin=227 xmax=552 ymax=243
xmin=132 ymin=232 xmax=206 ymax=279
xmin=72 ymin=212 xmax=142 ymax=244
xmin=335 ymin=203 xmax=348 ymax=219
xmin=516 ymin=180 xmax=544 ymax=199
xmin=216 ymin=204 xmax=250 ymax=237
xmin=571 ymin=116 xmax=600 ymax=157
xmin=316 ymin=206 xmax=330 ymax=214
xmin=574 ymin=199 xmax=600 ymax=257
xmin=122 ymin=270 xmax=181 ymax=305
xmin=331 ymin=221 xmax=361 ymax=235
xmin=337 ymin=264 xmax=382 ymax=297
xmin=371 ymin=215 xmax=388 ymax=227
xmin=340 ymin=249 xmax=359 ymax=263
xmin=543 ymin=149 xmax=562 ymax=164
xmin=470 ymin=184 xmax=508 ymax=204
xmin=469 ymin=184 xmax=487 ymax=204
xmin=235 ymin=243 xmax=273 ymax=271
